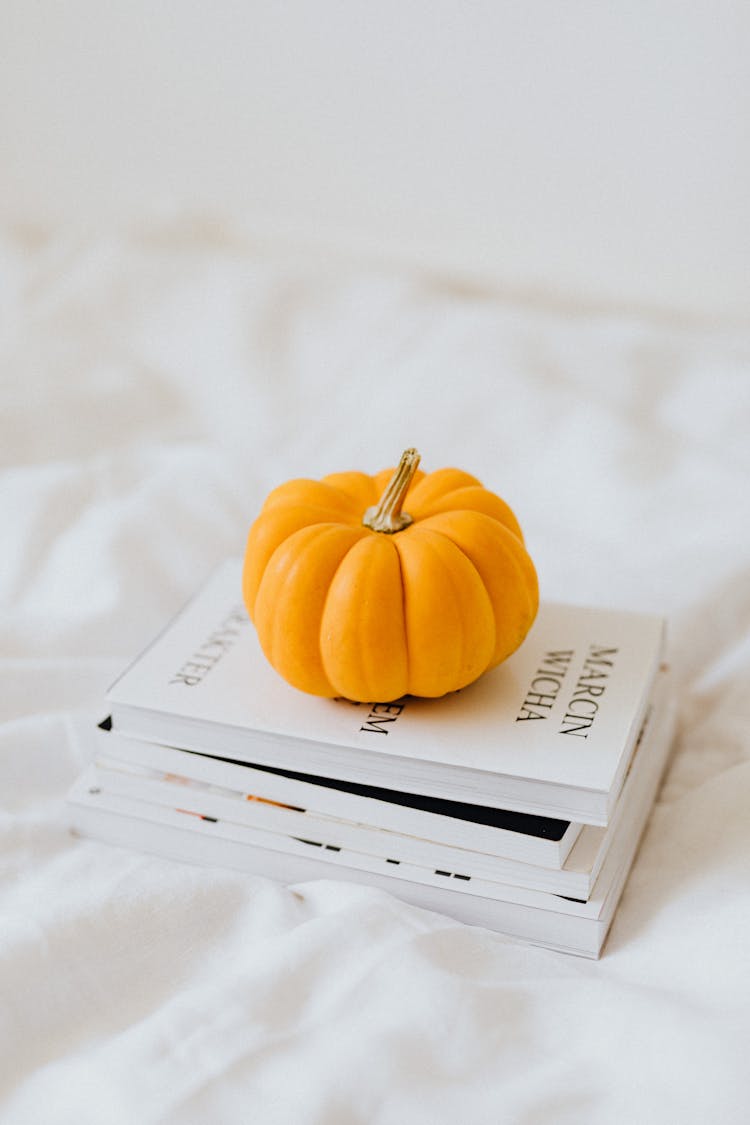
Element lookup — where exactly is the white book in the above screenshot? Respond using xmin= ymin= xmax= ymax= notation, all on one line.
xmin=79 ymin=723 xmax=582 ymax=868
xmin=106 ymin=560 xmax=665 ymax=825
xmin=67 ymin=685 xmax=677 ymax=954
xmin=84 ymin=672 xmax=670 ymax=899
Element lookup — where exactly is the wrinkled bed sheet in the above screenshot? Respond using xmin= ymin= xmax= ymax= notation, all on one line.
xmin=1 ymin=222 xmax=749 ymax=1124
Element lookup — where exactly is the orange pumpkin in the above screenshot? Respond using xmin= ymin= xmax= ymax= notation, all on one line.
xmin=242 ymin=449 xmax=538 ymax=701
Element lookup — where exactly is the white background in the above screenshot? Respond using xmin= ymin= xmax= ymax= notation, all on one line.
xmin=2 ymin=1 xmax=748 ymax=321
xmin=3 ymin=7 xmax=750 ymax=1121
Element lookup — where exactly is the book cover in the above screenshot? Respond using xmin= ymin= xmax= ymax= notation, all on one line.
xmin=107 ymin=559 xmax=665 ymax=823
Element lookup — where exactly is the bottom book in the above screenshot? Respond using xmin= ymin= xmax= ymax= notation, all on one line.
xmin=67 ymin=688 xmax=677 ymax=958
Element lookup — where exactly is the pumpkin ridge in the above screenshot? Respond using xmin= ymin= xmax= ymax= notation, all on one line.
xmin=322 ymin=470 xmax=381 ymax=512
xmin=454 ymin=527 xmax=525 ymax=664
xmin=244 ymin=508 xmax=360 ymax=621
xmin=319 ymin=533 xmax=408 ymax=701
xmin=392 ymin=533 xmax=410 ymax=695
xmin=317 ymin=535 xmax=367 ymax=694
xmin=411 ymin=486 xmax=524 ymax=542
xmin=324 ymin=481 xmax=380 ymax=511
xmin=396 ymin=526 xmax=495 ymax=696
xmin=429 ymin=528 xmax=497 ymax=682
xmin=262 ymin=479 xmax=362 ymax=517
xmin=407 ymin=468 xmax=482 ymax=511
xmin=486 ymin=550 xmax=537 ymax=667
xmin=256 ymin=523 xmax=367 ymax=696
xmin=417 ymin=511 xmax=538 ymax=666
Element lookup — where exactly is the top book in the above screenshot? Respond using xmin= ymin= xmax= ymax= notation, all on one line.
xmin=107 ymin=559 xmax=665 ymax=825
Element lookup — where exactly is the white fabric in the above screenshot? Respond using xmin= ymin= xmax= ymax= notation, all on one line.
xmin=2 ymin=221 xmax=749 ymax=1124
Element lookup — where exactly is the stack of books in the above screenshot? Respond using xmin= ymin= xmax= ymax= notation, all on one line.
xmin=67 ymin=559 xmax=675 ymax=957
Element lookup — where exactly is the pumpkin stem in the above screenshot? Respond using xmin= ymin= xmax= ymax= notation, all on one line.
xmin=363 ymin=448 xmax=421 ymax=533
